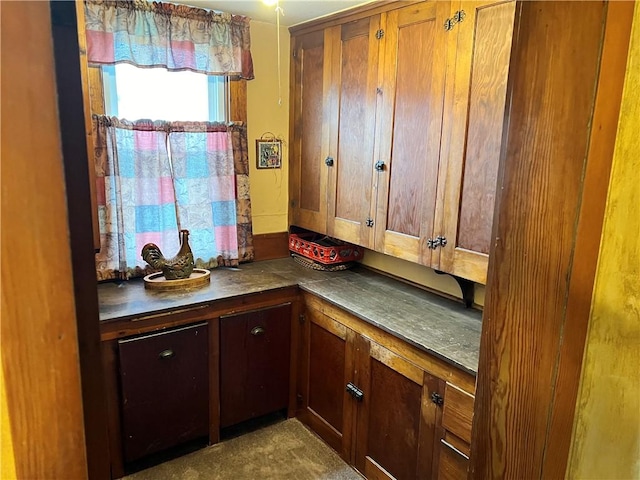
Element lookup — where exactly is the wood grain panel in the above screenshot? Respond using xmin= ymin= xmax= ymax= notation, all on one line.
xmin=50 ymin=3 xmax=111 ymax=477
xmin=456 ymin=2 xmax=514 ymax=254
xmin=308 ymin=321 xmax=347 ymax=433
xmin=387 ymin=17 xmax=438 ymax=237
xmin=74 ymin=0 xmax=100 ymax=251
xmin=327 ymin=16 xmax=379 ymax=248
xmin=374 ymin=1 xmax=450 ymax=266
xmin=299 ymin=43 xmax=324 ymax=212
xmin=220 ymin=304 xmax=291 ymax=428
xmin=542 ymin=3 xmax=635 ymax=477
xmin=470 ymin=2 xmax=610 ymax=478
xmin=335 ymin=33 xmax=371 ymax=222
xmin=253 ymin=232 xmax=290 ymax=261
xmin=438 ymin=0 xmax=516 ymax=284
xmin=118 ymin=323 xmax=209 ymax=463
xmin=363 ymin=357 xmax=422 ymax=480
xmin=229 ymin=79 xmax=247 ymax=123
xmin=438 ymin=439 xmax=469 ymax=480
xmin=102 ymin=340 xmax=125 ymax=478
xmin=289 ymin=30 xmax=329 ymax=232
xmin=418 ymin=372 xmax=445 ymax=479
xmin=1 ymin=2 xmax=89 ymax=477
xmin=442 ymin=383 xmax=474 ymax=444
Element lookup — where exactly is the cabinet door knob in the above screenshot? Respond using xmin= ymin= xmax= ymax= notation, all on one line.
xmin=159 ymin=349 xmax=174 ymax=359
xmin=325 ymin=156 xmax=334 ymax=167
xmin=250 ymin=326 xmax=265 ymax=336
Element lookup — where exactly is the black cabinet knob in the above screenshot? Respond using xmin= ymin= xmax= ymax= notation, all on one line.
xmin=325 ymin=156 xmax=334 ymax=167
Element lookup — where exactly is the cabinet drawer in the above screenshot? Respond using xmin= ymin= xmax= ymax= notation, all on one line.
xmin=437 ymin=438 xmax=470 ymax=480
xmin=118 ymin=322 xmax=209 ymax=463
xmin=442 ymin=383 xmax=474 ymax=444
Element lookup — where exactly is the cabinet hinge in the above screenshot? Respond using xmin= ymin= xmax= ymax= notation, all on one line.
xmin=427 ymin=236 xmax=447 ymax=249
xmin=299 ymin=313 xmax=305 ymax=324
xmin=365 ymin=218 xmax=374 ymax=228
xmin=375 ymin=29 xmax=385 ymax=39
xmin=444 ymin=10 xmax=466 ymax=31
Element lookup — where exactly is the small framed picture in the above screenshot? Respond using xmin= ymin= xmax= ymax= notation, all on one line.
xmin=256 ymin=139 xmax=282 ymax=169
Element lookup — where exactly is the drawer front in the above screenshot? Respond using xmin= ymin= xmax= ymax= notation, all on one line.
xmin=220 ymin=303 xmax=292 ymax=427
xmin=442 ymin=382 xmax=474 ymax=444
xmin=438 ymin=438 xmax=470 ymax=480
xmin=118 ymin=322 xmax=209 ymax=463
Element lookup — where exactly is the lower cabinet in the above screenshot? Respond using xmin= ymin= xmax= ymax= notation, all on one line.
xmin=220 ymin=303 xmax=292 ymax=428
xmin=101 ymin=289 xmax=299 ymax=478
xmin=118 ymin=322 xmax=210 ymax=464
xmin=300 ymin=293 xmax=475 ymax=480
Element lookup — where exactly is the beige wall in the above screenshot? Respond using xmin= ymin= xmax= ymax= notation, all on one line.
xmin=247 ymin=20 xmax=290 ymax=235
xmin=360 ymin=250 xmax=486 ymax=306
xmin=567 ymin=3 xmax=640 ymax=478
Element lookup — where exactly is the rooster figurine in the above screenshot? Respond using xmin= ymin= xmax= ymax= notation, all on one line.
xmin=142 ymin=229 xmax=195 ymax=280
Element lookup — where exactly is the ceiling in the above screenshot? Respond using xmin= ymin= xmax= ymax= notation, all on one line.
xmin=171 ymin=0 xmax=372 ymax=27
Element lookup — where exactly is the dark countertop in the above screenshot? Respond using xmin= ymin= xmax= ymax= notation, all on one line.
xmin=98 ymin=258 xmax=482 ymax=375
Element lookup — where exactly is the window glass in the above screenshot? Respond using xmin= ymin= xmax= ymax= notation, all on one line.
xmin=102 ymin=64 xmax=226 ymax=122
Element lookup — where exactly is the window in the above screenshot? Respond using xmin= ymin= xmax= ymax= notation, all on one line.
xmin=102 ymin=64 xmax=227 ymax=122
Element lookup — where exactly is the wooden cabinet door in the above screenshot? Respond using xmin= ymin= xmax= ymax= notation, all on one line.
xmin=437 ymin=0 xmax=516 ymax=283
xmin=220 ymin=304 xmax=292 ymax=428
xmin=301 ymin=305 xmax=356 ymax=460
xmin=374 ymin=1 xmax=451 ymax=266
xmin=118 ymin=322 xmax=209 ymax=463
xmin=437 ymin=437 xmax=470 ymax=480
xmin=290 ymin=30 xmax=331 ymax=233
xmin=355 ymin=339 xmax=444 ymax=480
xmin=326 ymin=16 xmax=381 ymax=248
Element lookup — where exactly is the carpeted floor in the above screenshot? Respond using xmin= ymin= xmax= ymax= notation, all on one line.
xmin=124 ymin=419 xmax=363 ymax=480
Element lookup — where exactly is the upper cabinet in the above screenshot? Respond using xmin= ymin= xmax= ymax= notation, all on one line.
xmin=437 ymin=0 xmax=516 ymax=283
xmin=289 ymin=30 xmax=328 ymax=234
xmin=325 ymin=16 xmax=381 ymax=249
xmin=373 ymin=1 xmax=451 ymax=266
xmin=289 ymin=0 xmax=516 ymax=285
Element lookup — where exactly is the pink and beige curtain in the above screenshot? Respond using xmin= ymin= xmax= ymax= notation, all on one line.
xmin=84 ymin=0 xmax=254 ymax=79
xmin=94 ymin=116 xmax=254 ymax=281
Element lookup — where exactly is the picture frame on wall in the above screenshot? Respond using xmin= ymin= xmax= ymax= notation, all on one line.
xmin=256 ymin=139 xmax=282 ymax=169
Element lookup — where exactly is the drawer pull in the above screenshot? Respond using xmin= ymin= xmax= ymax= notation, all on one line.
xmin=159 ymin=349 xmax=175 ymax=359
xmin=440 ymin=439 xmax=470 ymax=460
xmin=346 ymin=382 xmax=364 ymax=401
xmin=250 ymin=326 xmax=265 ymax=336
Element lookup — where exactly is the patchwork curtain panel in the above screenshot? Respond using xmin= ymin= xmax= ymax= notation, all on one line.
xmin=84 ymin=0 xmax=254 ymax=79
xmin=94 ymin=116 xmax=254 ymax=281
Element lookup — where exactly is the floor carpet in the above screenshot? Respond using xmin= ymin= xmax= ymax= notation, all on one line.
xmin=124 ymin=419 xmax=363 ymax=480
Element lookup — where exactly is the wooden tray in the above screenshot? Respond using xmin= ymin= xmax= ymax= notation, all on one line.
xmin=143 ymin=268 xmax=210 ymax=291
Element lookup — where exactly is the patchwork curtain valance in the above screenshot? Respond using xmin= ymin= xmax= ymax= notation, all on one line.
xmin=84 ymin=0 xmax=254 ymax=79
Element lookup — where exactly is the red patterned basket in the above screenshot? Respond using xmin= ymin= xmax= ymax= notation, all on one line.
xmin=289 ymin=232 xmax=364 ymax=265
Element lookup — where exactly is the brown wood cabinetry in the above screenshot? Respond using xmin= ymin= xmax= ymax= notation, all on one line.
xmin=437 ymin=0 xmax=516 ymax=283
xmin=289 ymin=0 xmax=516 ymax=284
xmin=299 ymin=293 xmax=475 ymax=479
xmin=118 ymin=322 xmax=210 ymax=463
xmin=325 ymin=16 xmax=380 ymax=248
xmin=100 ymin=288 xmax=300 ymax=478
xmin=220 ymin=303 xmax=292 ymax=428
